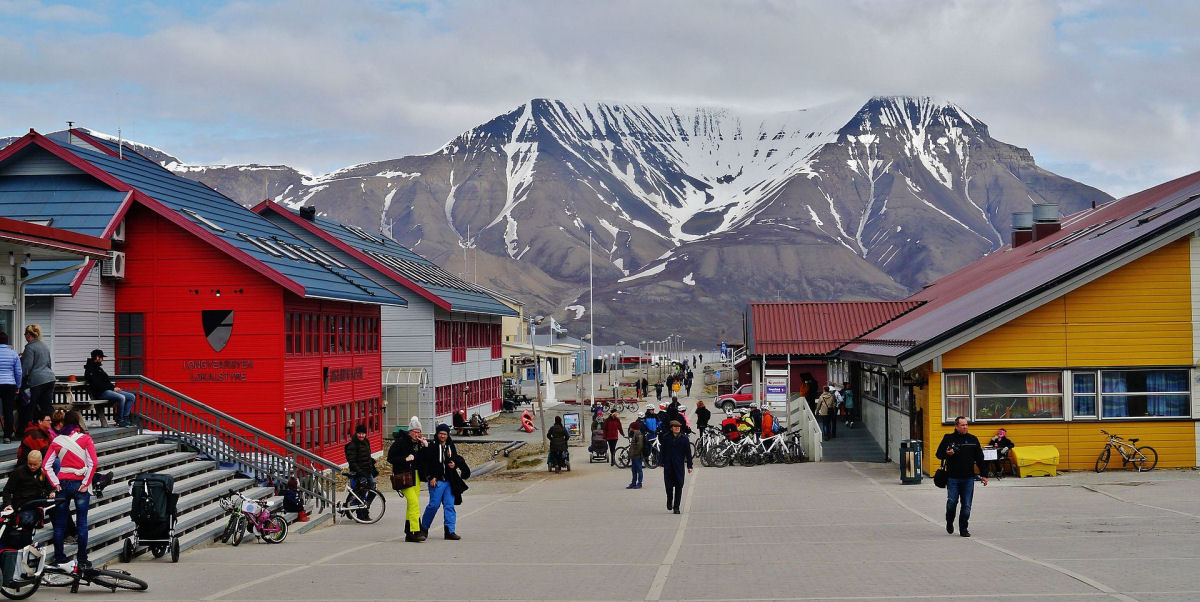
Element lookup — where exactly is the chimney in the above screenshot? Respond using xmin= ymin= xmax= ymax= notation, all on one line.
xmin=1031 ymin=203 xmax=1060 ymax=242
xmin=1011 ymin=211 xmax=1033 ymax=247
xmin=299 ymin=206 xmax=317 ymax=221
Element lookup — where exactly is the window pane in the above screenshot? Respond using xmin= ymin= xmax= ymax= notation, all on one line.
xmin=118 ymin=337 xmax=130 ymax=356
xmin=1101 ymin=369 xmax=1188 ymax=393
xmin=1102 ymin=394 xmax=1189 ymax=418
xmin=1074 ymin=395 xmax=1096 ymax=417
xmin=128 ymin=338 xmax=143 ymax=357
xmin=975 ymin=372 xmax=1061 ymax=395
xmin=945 ymin=374 xmax=969 ymax=396
xmin=945 ymin=397 xmax=969 ymax=421
xmin=1073 ymin=373 xmax=1096 ymax=394
xmin=974 ymin=395 xmax=1063 ymax=420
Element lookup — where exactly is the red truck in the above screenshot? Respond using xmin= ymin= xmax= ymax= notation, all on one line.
xmin=714 ymin=384 xmax=764 ymax=412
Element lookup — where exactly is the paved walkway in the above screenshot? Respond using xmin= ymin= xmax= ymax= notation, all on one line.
xmin=60 ymin=451 xmax=1200 ymax=600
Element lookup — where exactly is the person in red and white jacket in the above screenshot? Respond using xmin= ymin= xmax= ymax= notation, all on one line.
xmin=42 ymin=411 xmax=98 ymax=570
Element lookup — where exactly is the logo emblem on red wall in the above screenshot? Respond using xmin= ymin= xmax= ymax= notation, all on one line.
xmin=202 ymin=310 xmax=234 ymax=352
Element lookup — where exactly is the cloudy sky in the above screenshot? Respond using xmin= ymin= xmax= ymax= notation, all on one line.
xmin=1 ymin=0 xmax=1195 ymax=197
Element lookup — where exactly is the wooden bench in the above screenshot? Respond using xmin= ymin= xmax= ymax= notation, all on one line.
xmin=52 ymin=383 xmax=113 ymax=428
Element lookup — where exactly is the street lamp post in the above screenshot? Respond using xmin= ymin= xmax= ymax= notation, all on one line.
xmin=528 ymin=315 xmax=546 ymax=444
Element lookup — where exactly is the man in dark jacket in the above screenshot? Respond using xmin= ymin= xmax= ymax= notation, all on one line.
xmin=640 ymin=377 xmax=649 ymax=400
xmin=547 ymin=416 xmax=569 ymax=473
xmin=343 ymin=424 xmax=376 ymax=521
xmin=660 ymin=420 xmax=693 ymax=514
xmin=419 ymin=424 xmax=463 ymax=540
xmin=694 ymin=401 xmax=711 ymax=431
xmin=83 ymin=350 xmax=134 ymax=427
xmin=935 ymin=416 xmax=988 ymax=537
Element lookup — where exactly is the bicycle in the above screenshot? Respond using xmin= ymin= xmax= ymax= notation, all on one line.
xmin=40 ymin=562 xmax=147 ymax=594
xmin=216 ymin=489 xmax=288 ymax=545
xmin=1095 ymin=430 xmax=1158 ymax=472
xmin=335 ymin=472 xmax=385 ymax=524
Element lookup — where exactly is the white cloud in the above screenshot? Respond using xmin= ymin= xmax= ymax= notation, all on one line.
xmin=0 ymin=0 xmax=1195 ymax=196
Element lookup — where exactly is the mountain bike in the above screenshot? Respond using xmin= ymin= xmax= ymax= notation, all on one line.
xmin=335 ymin=472 xmax=385 ymax=524
xmin=1095 ymin=430 xmax=1158 ymax=472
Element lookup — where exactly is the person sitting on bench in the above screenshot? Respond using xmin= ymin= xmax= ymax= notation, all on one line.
xmin=83 ymin=349 xmax=134 ymax=427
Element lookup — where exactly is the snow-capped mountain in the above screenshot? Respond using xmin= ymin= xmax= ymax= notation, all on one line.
xmin=3 ymin=98 xmax=1111 ymax=345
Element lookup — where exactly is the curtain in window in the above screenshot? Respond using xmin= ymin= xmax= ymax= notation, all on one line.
xmin=1025 ymin=373 xmax=1060 ymax=413
xmin=1146 ymin=370 xmax=1188 ymax=416
xmin=1102 ymin=372 xmax=1128 ymax=417
xmin=1073 ymin=373 xmax=1096 ymax=416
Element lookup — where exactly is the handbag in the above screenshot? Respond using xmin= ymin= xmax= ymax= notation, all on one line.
xmin=390 ymin=470 xmax=416 ymax=490
xmin=933 ymin=459 xmax=949 ymax=488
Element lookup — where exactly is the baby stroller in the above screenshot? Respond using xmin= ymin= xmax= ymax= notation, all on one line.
xmin=588 ymin=427 xmax=608 ymax=463
xmin=120 ymin=473 xmax=180 ymax=563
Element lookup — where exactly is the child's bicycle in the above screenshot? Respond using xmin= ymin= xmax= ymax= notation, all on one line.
xmin=1095 ymin=430 xmax=1158 ymax=472
xmin=335 ymin=472 xmax=385 ymax=524
xmin=215 ymin=489 xmax=288 ymax=545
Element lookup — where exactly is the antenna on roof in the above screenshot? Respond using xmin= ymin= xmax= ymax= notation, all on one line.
xmin=66 ymin=121 xmax=74 ymax=145
xmin=117 ymin=127 xmax=123 ymax=159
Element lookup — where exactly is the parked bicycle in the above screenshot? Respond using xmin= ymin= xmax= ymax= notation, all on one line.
xmin=335 ymin=472 xmax=385 ymax=524
xmin=1095 ymin=430 xmax=1158 ymax=472
xmin=215 ymin=489 xmax=288 ymax=546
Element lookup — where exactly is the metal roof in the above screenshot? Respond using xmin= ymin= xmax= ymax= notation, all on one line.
xmin=746 ymin=301 xmax=924 ymax=356
xmin=0 ymin=131 xmax=407 ymax=306
xmin=842 ymin=170 xmax=1200 ymax=367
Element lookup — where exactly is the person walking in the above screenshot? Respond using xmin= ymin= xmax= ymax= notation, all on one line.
xmin=660 ymin=420 xmax=693 ymax=514
xmin=419 ymin=424 xmax=463 ymax=540
xmin=20 ymin=325 xmax=54 ymax=424
xmin=694 ymin=400 xmax=711 ymax=432
xmin=654 ymin=381 xmax=663 ymax=401
xmin=603 ymin=411 xmax=624 ymax=466
xmin=83 ymin=349 xmax=135 ymax=427
xmin=684 ymin=370 xmax=693 ymax=397
xmin=815 ymin=387 xmax=836 ymax=440
xmin=626 ymin=427 xmax=644 ymax=489
xmin=842 ymin=382 xmax=856 ymax=428
xmin=0 ymin=333 xmax=22 ymax=444
xmin=640 ymin=377 xmax=649 ymax=400
xmin=43 ymin=411 xmax=98 ymax=570
xmin=936 ymin=417 xmax=988 ymax=537
xmin=387 ymin=416 xmax=427 ymax=542
xmin=547 ymin=415 xmax=569 ymax=473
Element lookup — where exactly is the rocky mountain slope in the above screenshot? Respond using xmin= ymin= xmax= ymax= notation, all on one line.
xmin=4 ymin=98 xmax=1112 ymax=346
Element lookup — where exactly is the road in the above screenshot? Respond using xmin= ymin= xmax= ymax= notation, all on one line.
xmin=50 ymin=453 xmax=1200 ymax=600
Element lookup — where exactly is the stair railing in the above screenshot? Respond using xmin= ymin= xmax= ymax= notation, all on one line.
xmin=116 ymin=375 xmax=339 ymax=515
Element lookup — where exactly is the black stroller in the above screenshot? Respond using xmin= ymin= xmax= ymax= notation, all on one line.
xmin=120 ymin=473 xmax=180 ymax=563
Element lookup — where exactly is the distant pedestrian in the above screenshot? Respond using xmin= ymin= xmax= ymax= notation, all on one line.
xmin=842 ymin=382 xmax=856 ymax=428
xmin=0 ymin=333 xmax=22 ymax=443
xmin=698 ymin=353 xmax=703 ymax=365
xmin=654 ymin=381 xmax=663 ymax=401
xmin=816 ymin=387 xmax=836 ymax=441
xmin=419 ymin=424 xmax=465 ymax=540
xmin=83 ymin=349 xmax=134 ymax=427
xmin=603 ymin=411 xmax=624 ymax=466
xmin=641 ymin=406 xmax=660 ymax=462
xmin=547 ymin=416 xmax=569 ymax=473
xmin=660 ymin=420 xmax=693 ymax=514
xmin=936 ymin=417 xmax=987 ymax=537
xmin=684 ymin=370 xmax=693 ymax=397
xmin=20 ymin=325 xmax=55 ymax=423
xmin=640 ymin=378 xmax=648 ymax=399
xmin=387 ymin=416 xmax=427 ymax=542
xmin=695 ymin=401 xmax=711 ymax=431
xmin=626 ymin=427 xmax=644 ymax=489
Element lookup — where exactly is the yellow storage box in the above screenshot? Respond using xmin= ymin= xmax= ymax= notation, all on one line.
xmin=1010 ymin=445 xmax=1060 ymax=477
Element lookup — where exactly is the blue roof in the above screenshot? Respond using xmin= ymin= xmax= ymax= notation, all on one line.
xmin=26 ymin=134 xmax=406 ymax=306
xmin=0 ymin=175 xmax=126 ymax=237
xmin=308 ymin=213 xmax=518 ymax=317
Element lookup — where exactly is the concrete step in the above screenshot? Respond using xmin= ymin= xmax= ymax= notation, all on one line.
xmin=0 ymin=435 xmax=165 ymax=490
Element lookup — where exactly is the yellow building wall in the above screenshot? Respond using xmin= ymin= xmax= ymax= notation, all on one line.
xmin=922 ymin=238 xmax=1196 ymax=471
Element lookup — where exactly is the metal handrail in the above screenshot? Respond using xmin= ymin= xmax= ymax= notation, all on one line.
xmin=115 ymin=375 xmax=339 ymax=516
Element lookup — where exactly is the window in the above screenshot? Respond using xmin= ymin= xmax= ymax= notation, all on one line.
xmin=1100 ymin=369 xmax=1189 ymax=418
xmin=285 ymin=312 xmax=295 ymax=355
xmin=971 ymin=371 xmax=1063 ymax=420
xmin=945 ymin=374 xmax=970 ymax=419
xmin=1073 ymin=372 xmax=1097 ymax=418
xmin=116 ymin=313 xmax=144 ymax=374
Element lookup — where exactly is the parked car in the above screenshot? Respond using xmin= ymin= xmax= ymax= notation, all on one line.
xmin=714 ymin=384 xmax=764 ymax=412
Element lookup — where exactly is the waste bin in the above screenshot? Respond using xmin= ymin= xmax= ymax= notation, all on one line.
xmin=900 ymin=439 xmax=923 ymax=484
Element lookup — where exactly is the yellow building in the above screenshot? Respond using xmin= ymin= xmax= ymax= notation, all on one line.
xmin=842 ymin=172 xmax=1200 ymax=472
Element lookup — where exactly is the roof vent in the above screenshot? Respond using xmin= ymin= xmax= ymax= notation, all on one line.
xmin=1031 ymin=203 xmax=1060 ymax=242
xmin=299 ymin=206 xmax=317 ymax=221
xmin=1011 ymin=212 xmax=1033 ymax=247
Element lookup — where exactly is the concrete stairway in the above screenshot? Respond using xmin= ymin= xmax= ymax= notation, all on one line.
xmin=0 ymin=427 xmax=287 ymax=565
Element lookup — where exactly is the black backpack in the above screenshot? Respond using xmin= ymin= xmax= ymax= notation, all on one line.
xmin=129 ymin=473 xmax=175 ymax=524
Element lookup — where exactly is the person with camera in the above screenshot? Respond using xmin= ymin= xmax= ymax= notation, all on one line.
xmin=936 ymin=416 xmax=987 ymax=537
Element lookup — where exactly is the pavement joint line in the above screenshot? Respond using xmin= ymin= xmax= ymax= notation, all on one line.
xmin=203 ymin=477 xmax=547 ymax=600
xmin=843 ymin=462 xmax=1138 ymax=602
xmin=1081 ymin=484 xmax=1200 ymax=519
xmin=646 ymin=467 xmax=697 ymax=601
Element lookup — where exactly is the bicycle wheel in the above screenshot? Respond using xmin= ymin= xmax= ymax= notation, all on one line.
xmin=216 ymin=513 xmax=237 ymax=544
xmin=645 ymin=449 xmax=659 ymax=469
xmin=615 ymin=446 xmax=630 ymax=468
xmin=1094 ymin=447 xmax=1111 ymax=473
xmin=1132 ymin=446 xmax=1158 ymax=472
xmin=0 ymin=574 xmax=40 ymax=599
xmin=350 ymin=489 xmax=385 ymax=524
xmin=261 ymin=514 xmax=289 ymax=544
xmin=230 ymin=515 xmax=247 ymax=546
xmin=707 ymin=447 xmax=729 ymax=468
xmin=89 ymin=568 xmax=149 ymax=591
xmin=40 ymin=569 xmax=75 ymax=588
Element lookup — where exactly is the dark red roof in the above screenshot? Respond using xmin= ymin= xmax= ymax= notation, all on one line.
xmin=747 ymin=301 xmax=924 ymax=356
xmin=844 ymin=169 xmax=1200 ymax=364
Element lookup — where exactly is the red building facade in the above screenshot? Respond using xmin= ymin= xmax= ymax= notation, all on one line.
xmin=116 ymin=206 xmax=382 ymax=462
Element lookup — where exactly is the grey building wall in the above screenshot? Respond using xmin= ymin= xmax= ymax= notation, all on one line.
xmin=25 ymin=269 xmax=116 ymax=377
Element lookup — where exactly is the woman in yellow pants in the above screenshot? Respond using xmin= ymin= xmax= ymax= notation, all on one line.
xmin=387 ymin=416 xmax=427 ymax=542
